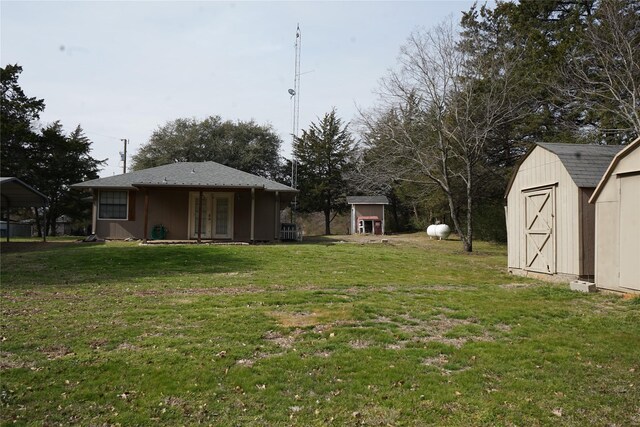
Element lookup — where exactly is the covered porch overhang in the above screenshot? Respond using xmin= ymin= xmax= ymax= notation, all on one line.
xmin=130 ymin=184 xmax=296 ymax=244
xmin=0 ymin=177 xmax=49 ymax=242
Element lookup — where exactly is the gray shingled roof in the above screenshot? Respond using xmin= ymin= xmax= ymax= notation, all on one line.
xmin=537 ymin=143 xmax=625 ymax=188
xmin=72 ymin=162 xmax=297 ymax=192
xmin=346 ymin=195 xmax=389 ymax=205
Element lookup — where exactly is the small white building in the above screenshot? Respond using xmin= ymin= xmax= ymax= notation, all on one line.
xmin=505 ymin=143 xmax=623 ymax=281
xmin=347 ymin=196 xmax=389 ymax=235
xmin=589 ymin=137 xmax=640 ymax=293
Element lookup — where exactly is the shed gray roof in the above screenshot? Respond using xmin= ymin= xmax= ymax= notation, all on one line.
xmin=72 ymin=162 xmax=297 ymax=192
xmin=346 ymin=195 xmax=389 ymax=205
xmin=0 ymin=177 xmax=48 ymax=208
xmin=537 ymin=143 xmax=625 ymax=188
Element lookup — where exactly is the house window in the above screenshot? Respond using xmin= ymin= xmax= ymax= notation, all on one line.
xmin=99 ymin=191 xmax=128 ymax=219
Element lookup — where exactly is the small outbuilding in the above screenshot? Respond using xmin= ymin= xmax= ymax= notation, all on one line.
xmin=505 ymin=143 xmax=623 ymax=281
xmin=0 ymin=177 xmax=48 ymax=241
xmin=347 ymin=195 xmax=389 ymax=235
xmin=589 ymin=137 xmax=640 ymax=293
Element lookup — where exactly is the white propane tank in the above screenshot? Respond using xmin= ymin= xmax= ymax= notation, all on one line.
xmin=435 ymin=224 xmax=451 ymax=240
xmin=426 ymin=224 xmax=437 ymax=239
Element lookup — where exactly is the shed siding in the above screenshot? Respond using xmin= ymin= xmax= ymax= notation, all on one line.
xmin=579 ymin=188 xmax=595 ymax=278
xmin=618 ymin=174 xmax=640 ymax=290
xmin=594 ymin=200 xmax=619 ymax=289
xmin=352 ymin=204 xmax=385 ymax=234
xmin=355 ymin=204 xmax=384 ymax=219
xmin=507 ymin=147 xmax=581 ymax=277
xmin=594 ymin=146 xmax=640 ymax=292
xmin=616 ymin=153 xmax=640 ymax=175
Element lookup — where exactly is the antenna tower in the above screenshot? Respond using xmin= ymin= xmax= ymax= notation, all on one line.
xmin=290 ymin=24 xmax=301 ymax=219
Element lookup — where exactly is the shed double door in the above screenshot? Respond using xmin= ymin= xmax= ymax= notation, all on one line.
xmin=523 ymin=186 xmax=556 ymax=274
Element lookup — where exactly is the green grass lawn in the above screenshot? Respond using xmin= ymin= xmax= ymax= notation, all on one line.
xmin=1 ymin=235 xmax=638 ymax=426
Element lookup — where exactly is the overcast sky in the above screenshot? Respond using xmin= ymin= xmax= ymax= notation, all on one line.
xmin=2 ymin=1 xmax=480 ymax=177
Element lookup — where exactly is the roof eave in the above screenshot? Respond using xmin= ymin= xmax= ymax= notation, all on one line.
xmin=589 ymin=136 xmax=640 ymax=204
xmin=504 ymin=143 xmax=538 ymax=201
xmin=0 ymin=177 xmax=49 ymax=206
xmin=131 ymin=183 xmax=267 ymax=190
xmin=348 ymin=202 xmax=388 ymax=205
xmin=70 ymin=184 xmax=135 ymax=190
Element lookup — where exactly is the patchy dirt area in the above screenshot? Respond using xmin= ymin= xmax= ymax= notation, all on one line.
xmin=134 ymin=286 xmax=267 ymax=298
xmin=263 ymin=329 xmax=305 ymax=349
xmin=304 ymin=232 xmax=461 ymax=248
xmin=242 ymin=312 xmax=511 ymax=368
xmin=499 ymin=283 xmax=536 ymax=289
xmin=40 ymin=344 xmax=75 ymax=360
xmin=0 ymin=351 xmax=36 ymax=370
xmin=269 ymin=308 xmax=353 ymax=328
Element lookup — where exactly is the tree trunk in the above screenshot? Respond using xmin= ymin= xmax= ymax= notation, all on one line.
xmin=463 ymin=199 xmax=473 ymax=252
xmin=44 ymin=212 xmax=50 ymax=237
xmin=391 ymin=193 xmax=400 ymax=232
xmin=32 ymin=207 xmax=42 ymax=237
xmin=324 ymin=208 xmax=331 ymax=235
xmin=463 ymin=162 xmax=473 ymax=252
xmin=44 ymin=208 xmax=58 ymax=236
xmin=445 ymin=191 xmax=466 ymax=249
xmin=439 ymin=159 xmax=467 ymax=251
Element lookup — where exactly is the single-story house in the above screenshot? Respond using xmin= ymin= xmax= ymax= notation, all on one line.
xmin=504 ymin=143 xmax=624 ymax=282
xmin=72 ymin=162 xmax=297 ymax=242
xmin=589 ymin=136 xmax=640 ymax=293
xmin=0 ymin=177 xmax=48 ymax=241
xmin=346 ymin=195 xmax=389 ymax=235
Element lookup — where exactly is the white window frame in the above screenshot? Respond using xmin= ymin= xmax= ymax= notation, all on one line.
xmin=97 ymin=190 xmax=129 ymax=221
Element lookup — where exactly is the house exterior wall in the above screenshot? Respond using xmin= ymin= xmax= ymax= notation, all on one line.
xmin=593 ymin=147 xmax=640 ymax=292
xmin=254 ymin=190 xmax=278 ymax=241
xmin=234 ymin=191 xmax=251 ymax=241
xmin=350 ymin=204 xmax=385 ymax=234
xmin=95 ymin=190 xmax=145 ymax=239
xmin=94 ymin=188 xmax=282 ymax=241
xmin=506 ymin=147 xmax=582 ymax=279
xmin=148 ymin=189 xmax=189 ymax=239
xmin=232 ymin=190 xmax=278 ymax=241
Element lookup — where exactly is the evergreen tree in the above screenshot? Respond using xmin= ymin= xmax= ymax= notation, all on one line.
xmin=30 ymin=123 xmax=104 ymax=235
xmin=0 ymin=64 xmax=45 ymax=178
xmin=293 ymin=109 xmax=355 ymax=235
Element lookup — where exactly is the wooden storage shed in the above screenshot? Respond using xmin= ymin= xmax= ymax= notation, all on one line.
xmin=505 ymin=143 xmax=623 ymax=281
xmin=347 ymin=195 xmax=389 ymax=235
xmin=589 ymin=137 xmax=640 ymax=293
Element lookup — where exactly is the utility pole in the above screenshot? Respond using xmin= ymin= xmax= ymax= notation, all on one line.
xmin=120 ymin=139 xmax=128 ymax=174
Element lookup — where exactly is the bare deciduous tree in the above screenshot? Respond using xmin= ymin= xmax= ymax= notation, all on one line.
xmin=563 ymin=0 xmax=640 ymax=142
xmin=359 ymin=19 xmax=525 ymax=252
